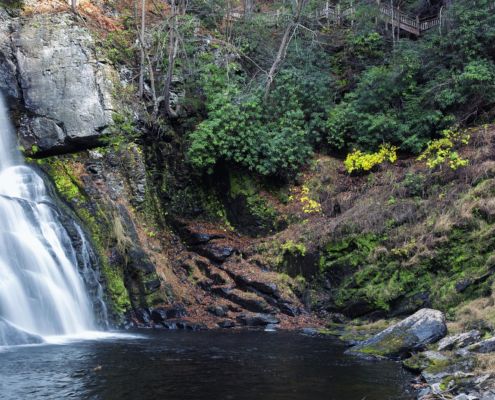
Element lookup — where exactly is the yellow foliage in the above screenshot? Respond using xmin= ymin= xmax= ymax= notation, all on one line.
xmin=344 ymin=144 xmax=398 ymax=174
xmin=417 ymin=128 xmax=470 ymax=170
xmin=289 ymin=185 xmax=322 ymax=214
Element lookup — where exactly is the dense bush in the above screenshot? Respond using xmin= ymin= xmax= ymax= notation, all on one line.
xmin=187 ymin=58 xmax=313 ymax=176
xmin=185 ymin=0 xmax=495 ymax=176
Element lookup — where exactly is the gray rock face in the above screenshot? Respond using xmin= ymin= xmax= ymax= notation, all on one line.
xmin=0 ymin=317 xmax=44 ymax=346
xmin=0 ymin=11 xmax=114 ymax=154
xmin=438 ymin=330 xmax=481 ymax=351
xmin=468 ymin=337 xmax=495 ymax=353
xmin=0 ymin=11 xmax=20 ymax=98
xmin=348 ymin=308 xmax=447 ymax=359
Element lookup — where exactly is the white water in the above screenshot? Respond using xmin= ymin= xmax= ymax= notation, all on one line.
xmin=0 ymin=93 xmax=105 ymax=345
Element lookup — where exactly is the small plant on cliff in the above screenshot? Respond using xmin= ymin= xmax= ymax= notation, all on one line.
xmin=344 ymin=144 xmax=398 ymax=174
xmin=417 ymin=128 xmax=470 ymax=170
xmin=281 ymin=240 xmax=307 ymax=257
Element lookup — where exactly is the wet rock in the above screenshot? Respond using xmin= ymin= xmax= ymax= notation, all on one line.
xmin=438 ymin=330 xmax=481 ymax=351
xmin=217 ymin=320 xmax=235 ymax=328
xmin=278 ymin=302 xmax=301 ymax=317
xmin=236 ymin=313 xmax=280 ymax=326
xmin=135 ymin=308 xmax=151 ymax=325
xmin=348 ymin=308 xmax=447 ymax=359
xmin=264 ymin=324 xmax=278 ymax=332
xmin=198 ymin=244 xmax=235 ymax=262
xmin=150 ymin=304 xmax=187 ymax=323
xmin=207 ymin=305 xmax=228 ymax=317
xmin=160 ymin=320 xmax=206 ymax=331
xmin=175 ymin=321 xmax=207 ymax=331
xmin=301 ymin=328 xmax=319 ymax=336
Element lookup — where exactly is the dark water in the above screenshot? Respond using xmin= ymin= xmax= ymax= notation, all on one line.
xmin=0 ymin=330 xmax=414 ymax=400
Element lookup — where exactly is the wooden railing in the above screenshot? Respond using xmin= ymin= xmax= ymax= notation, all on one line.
xmin=230 ymin=2 xmax=444 ymax=36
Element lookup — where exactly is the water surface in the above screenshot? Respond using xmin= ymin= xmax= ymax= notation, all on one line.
xmin=0 ymin=330 xmax=414 ymax=400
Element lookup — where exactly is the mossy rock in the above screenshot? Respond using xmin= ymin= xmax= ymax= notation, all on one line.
xmin=348 ymin=309 xmax=447 ymax=359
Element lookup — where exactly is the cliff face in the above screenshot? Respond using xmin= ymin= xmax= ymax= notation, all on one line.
xmin=0 ymin=8 xmax=113 ymax=155
xmin=0 ymin=6 xmax=313 ymax=329
xmin=3 ymin=2 xmax=495 ymax=334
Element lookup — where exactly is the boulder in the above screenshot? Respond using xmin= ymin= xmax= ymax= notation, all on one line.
xmin=438 ymin=330 xmax=481 ymax=351
xmin=9 ymin=13 xmax=114 ymax=154
xmin=151 ymin=304 xmax=187 ymax=323
xmin=198 ymin=243 xmax=235 ymax=262
xmin=217 ymin=319 xmax=235 ymax=328
xmin=0 ymin=318 xmax=44 ymax=346
xmin=236 ymin=313 xmax=280 ymax=326
xmin=348 ymin=308 xmax=447 ymax=359
xmin=207 ymin=305 xmax=228 ymax=317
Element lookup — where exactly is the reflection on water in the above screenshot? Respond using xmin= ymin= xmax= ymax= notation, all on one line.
xmin=0 ymin=330 xmax=414 ymax=400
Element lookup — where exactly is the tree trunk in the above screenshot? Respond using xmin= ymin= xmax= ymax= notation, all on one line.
xmin=71 ymin=0 xmax=77 ymax=13
xmin=263 ymin=0 xmax=307 ymax=101
xmin=138 ymin=0 xmax=146 ymax=98
xmin=163 ymin=1 xmax=182 ymax=118
xmin=264 ymin=22 xmax=295 ymax=101
xmin=244 ymin=0 xmax=254 ymax=17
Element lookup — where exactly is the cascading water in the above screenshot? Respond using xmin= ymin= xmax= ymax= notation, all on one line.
xmin=0 ymin=93 xmax=106 ymax=345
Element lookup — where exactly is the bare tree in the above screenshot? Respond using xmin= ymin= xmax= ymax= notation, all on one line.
xmin=162 ymin=0 xmax=187 ymax=118
xmin=244 ymin=0 xmax=254 ymax=17
xmin=264 ymin=0 xmax=308 ymax=101
xmin=71 ymin=0 xmax=77 ymax=13
xmin=138 ymin=0 xmax=146 ymax=98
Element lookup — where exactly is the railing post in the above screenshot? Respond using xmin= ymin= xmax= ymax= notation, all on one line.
xmin=397 ymin=4 xmax=400 ymax=41
xmin=439 ymin=6 xmax=443 ymax=35
xmin=350 ymin=0 xmax=354 ymax=27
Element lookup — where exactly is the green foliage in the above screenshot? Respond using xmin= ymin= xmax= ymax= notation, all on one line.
xmin=187 ymin=57 xmax=313 ymax=176
xmin=281 ymin=240 xmax=307 ymax=257
xmin=344 ymin=144 xmax=397 ymax=174
xmin=320 ymin=234 xmax=380 ymax=273
xmin=229 ymin=170 xmax=281 ymax=233
xmin=102 ymin=28 xmax=135 ymax=66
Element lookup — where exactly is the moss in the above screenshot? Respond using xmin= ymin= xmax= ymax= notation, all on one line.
xmin=0 ymin=0 xmax=22 ymax=9
xmin=228 ymin=170 xmax=281 ymax=235
xmin=281 ymin=240 xmax=307 ymax=257
xmin=320 ymin=233 xmax=380 ymax=273
xmin=41 ymin=156 xmax=131 ymax=316
xmin=353 ymin=330 xmax=414 ymax=358
xmin=40 ymin=158 xmax=85 ymax=203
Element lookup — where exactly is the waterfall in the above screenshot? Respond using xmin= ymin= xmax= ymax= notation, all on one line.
xmin=0 ymin=93 xmax=106 ymax=345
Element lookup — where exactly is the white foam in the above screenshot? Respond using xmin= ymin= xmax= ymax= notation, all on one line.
xmin=43 ymin=331 xmax=145 ymax=345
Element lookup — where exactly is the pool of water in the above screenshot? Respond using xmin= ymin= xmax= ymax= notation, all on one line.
xmin=0 ymin=330 xmax=414 ymax=400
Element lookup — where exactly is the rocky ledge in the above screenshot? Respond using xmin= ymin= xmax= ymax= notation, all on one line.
xmin=332 ymin=309 xmax=495 ymax=399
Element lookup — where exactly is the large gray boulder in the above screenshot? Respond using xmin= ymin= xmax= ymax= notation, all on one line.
xmin=348 ymin=308 xmax=447 ymax=359
xmin=0 ymin=11 xmax=114 ymax=154
xmin=0 ymin=317 xmax=44 ymax=346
